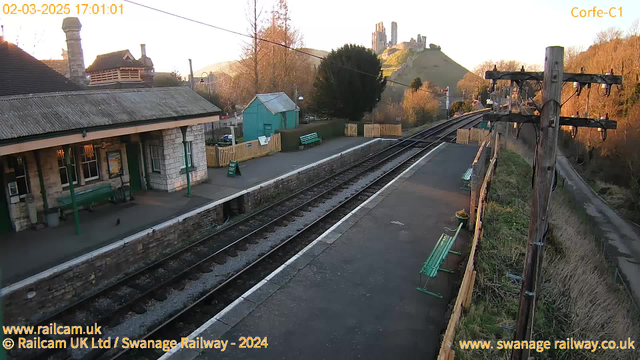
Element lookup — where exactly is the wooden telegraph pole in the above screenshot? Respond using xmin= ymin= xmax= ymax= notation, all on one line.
xmin=511 ymin=46 xmax=563 ymax=360
xmin=484 ymin=48 xmax=622 ymax=360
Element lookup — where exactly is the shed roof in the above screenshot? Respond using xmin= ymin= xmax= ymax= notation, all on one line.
xmin=86 ymin=50 xmax=144 ymax=72
xmin=247 ymin=92 xmax=298 ymax=115
xmin=0 ymin=40 xmax=81 ymax=96
xmin=0 ymin=87 xmax=220 ymax=143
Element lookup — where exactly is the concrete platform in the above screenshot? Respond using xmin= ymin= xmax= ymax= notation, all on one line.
xmin=0 ymin=137 xmax=372 ymax=286
xmin=166 ymin=143 xmax=479 ymax=360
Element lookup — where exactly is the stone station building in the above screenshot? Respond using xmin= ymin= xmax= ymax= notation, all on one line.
xmin=0 ymin=87 xmax=220 ymax=233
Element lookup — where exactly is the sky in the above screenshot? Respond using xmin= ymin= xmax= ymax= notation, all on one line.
xmin=1 ymin=0 xmax=638 ymax=76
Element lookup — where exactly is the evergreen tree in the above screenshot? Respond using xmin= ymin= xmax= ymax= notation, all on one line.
xmin=310 ymin=44 xmax=386 ymax=121
xmin=409 ymin=77 xmax=422 ymax=92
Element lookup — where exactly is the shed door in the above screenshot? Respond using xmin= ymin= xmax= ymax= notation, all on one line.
xmin=263 ymin=124 xmax=273 ymax=137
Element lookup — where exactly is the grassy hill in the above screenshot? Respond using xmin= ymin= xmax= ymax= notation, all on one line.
xmin=195 ymin=48 xmax=329 ymax=76
xmin=380 ymin=48 xmax=470 ymax=100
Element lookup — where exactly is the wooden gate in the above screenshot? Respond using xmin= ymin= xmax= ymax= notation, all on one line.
xmin=345 ymin=123 xmax=358 ymax=137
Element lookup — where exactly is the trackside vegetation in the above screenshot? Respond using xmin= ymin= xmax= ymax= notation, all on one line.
xmin=453 ymin=150 xmax=639 ymax=360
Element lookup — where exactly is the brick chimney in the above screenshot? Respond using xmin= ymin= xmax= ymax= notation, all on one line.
xmin=62 ymin=17 xmax=88 ymax=87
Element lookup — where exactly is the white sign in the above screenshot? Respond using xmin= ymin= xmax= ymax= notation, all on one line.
xmin=258 ymin=136 xmax=271 ymax=146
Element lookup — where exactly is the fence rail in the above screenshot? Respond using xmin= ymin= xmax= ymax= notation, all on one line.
xmin=437 ymin=135 xmax=499 ymax=360
xmin=206 ymin=133 xmax=281 ymax=167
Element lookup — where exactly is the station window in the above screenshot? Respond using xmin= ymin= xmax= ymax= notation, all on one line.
xmin=80 ymin=144 xmax=100 ymax=181
xmin=180 ymin=142 xmax=193 ymax=169
xmin=57 ymin=149 xmax=78 ymax=187
xmin=149 ymin=145 xmax=162 ymax=173
xmin=12 ymin=155 xmax=30 ymax=198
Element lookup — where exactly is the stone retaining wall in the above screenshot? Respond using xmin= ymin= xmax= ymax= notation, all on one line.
xmin=1 ymin=139 xmax=392 ymax=326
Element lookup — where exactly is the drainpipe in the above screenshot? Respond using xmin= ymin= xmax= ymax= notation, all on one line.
xmin=35 ymin=150 xmax=48 ymax=211
xmin=65 ymin=147 xmax=81 ymax=235
xmin=180 ymin=126 xmax=192 ymax=196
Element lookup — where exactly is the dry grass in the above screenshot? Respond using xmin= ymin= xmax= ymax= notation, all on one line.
xmin=454 ymin=150 xmax=639 ymax=360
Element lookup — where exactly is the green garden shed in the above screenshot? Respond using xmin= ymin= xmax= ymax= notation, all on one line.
xmin=242 ymin=92 xmax=299 ymax=141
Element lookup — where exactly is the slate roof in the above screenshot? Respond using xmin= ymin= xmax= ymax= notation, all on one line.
xmin=248 ymin=92 xmax=298 ymax=115
xmin=86 ymin=50 xmax=145 ymax=72
xmin=41 ymin=59 xmax=70 ymax=77
xmin=0 ymin=87 xmax=221 ymax=143
xmin=0 ymin=40 xmax=81 ymax=96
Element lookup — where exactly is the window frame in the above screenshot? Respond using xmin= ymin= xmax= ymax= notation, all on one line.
xmin=180 ymin=141 xmax=193 ymax=169
xmin=13 ymin=155 xmax=30 ymax=198
xmin=149 ymin=145 xmax=162 ymax=173
xmin=80 ymin=144 xmax=100 ymax=182
xmin=57 ymin=149 xmax=78 ymax=187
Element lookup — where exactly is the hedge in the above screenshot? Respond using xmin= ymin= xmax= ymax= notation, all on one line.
xmin=277 ymin=120 xmax=346 ymax=152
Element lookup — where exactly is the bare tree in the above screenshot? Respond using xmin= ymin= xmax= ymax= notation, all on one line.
xmin=595 ymin=27 xmax=623 ymax=44
xmin=238 ymin=0 xmax=263 ymax=96
xmin=627 ymin=19 xmax=639 ymax=38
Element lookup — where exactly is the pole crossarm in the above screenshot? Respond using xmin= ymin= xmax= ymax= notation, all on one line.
xmin=485 ymin=71 xmax=623 ymax=85
xmin=482 ymin=113 xmax=617 ymax=129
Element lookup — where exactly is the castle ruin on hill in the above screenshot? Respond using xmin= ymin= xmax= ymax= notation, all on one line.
xmin=371 ymin=21 xmax=430 ymax=55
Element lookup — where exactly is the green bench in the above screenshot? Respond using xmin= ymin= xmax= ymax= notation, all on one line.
xmin=461 ymin=167 xmax=473 ymax=191
xmin=417 ymin=223 xmax=463 ymax=298
xmin=57 ymin=184 xmax=115 ymax=213
xmin=299 ymin=133 xmax=322 ymax=148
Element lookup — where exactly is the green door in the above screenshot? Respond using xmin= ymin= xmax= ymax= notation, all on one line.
xmin=0 ymin=168 xmax=12 ymax=233
xmin=126 ymin=143 xmax=142 ymax=192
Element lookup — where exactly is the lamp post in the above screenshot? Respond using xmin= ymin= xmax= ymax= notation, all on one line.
xmin=199 ymin=72 xmax=211 ymax=103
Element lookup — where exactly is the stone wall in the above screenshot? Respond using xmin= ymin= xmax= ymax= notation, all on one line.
xmin=1 ymin=139 xmax=392 ymax=326
xmin=143 ymin=125 xmax=207 ymax=192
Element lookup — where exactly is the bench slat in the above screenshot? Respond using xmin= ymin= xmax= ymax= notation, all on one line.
xmin=419 ymin=223 xmax=463 ymax=278
xmin=57 ymin=184 xmax=114 ymax=209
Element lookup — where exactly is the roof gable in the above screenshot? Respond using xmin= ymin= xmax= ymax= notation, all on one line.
xmin=0 ymin=87 xmax=221 ymax=143
xmin=86 ymin=50 xmax=145 ymax=72
xmin=0 ymin=41 xmax=82 ymax=96
xmin=246 ymin=92 xmax=298 ymax=115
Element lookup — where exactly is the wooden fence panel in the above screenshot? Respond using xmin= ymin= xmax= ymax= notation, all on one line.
xmin=456 ymin=129 xmax=470 ymax=144
xmin=345 ymin=123 xmax=358 ymax=137
xmin=469 ymin=128 xmax=490 ymax=143
xmin=379 ymin=124 xmax=402 ymax=136
xmin=364 ymin=124 xmax=381 ymax=138
xmin=206 ymin=133 xmax=281 ymax=167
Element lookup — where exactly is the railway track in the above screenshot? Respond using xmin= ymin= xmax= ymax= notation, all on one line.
xmin=9 ymin=111 xmax=484 ymax=360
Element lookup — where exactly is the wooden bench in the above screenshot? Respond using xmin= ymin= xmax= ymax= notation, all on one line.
xmin=299 ymin=132 xmax=322 ymax=148
xmin=461 ymin=167 xmax=473 ymax=191
xmin=417 ymin=223 xmax=463 ymax=298
xmin=57 ymin=184 xmax=115 ymax=213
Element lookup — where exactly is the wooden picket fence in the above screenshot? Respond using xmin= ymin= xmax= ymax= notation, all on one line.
xmin=206 ymin=133 xmax=281 ymax=167
xmin=345 ymin=123 xmax=358 ymax=137
xmin=363 ymin=124 xmax=402 ymax=138
xmin=437 ymin=135 xmax=499 ymax=360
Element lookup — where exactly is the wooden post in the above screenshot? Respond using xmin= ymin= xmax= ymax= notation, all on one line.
xmin=511 ymin=47 xmax=563 ymax=360
xmin=463 ymin=270 xmax=477 ymax=310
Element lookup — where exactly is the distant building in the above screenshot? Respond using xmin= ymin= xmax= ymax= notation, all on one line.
xmin=242 ymin=93 xmax=299 ymax=142
xmin=390 ymin=22 xmax=398 ymax=47
xmin=372 ymin=22 xmax=387 ymax=55
xmin=0 ymin=35 xmax=220 ymax=233
xmin=0 ymin=38 xmax=81 ymax=96
xmin=41 ymin=50 xmax=70 ymax=78
xmin=85 ymin=48 xmax=152 ymax=88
